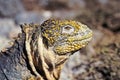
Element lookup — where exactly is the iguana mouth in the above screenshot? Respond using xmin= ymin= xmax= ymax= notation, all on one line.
xmin=76 ymin=32 xmax=93 ymax=42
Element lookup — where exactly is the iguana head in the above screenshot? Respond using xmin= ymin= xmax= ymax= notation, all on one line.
xmin=41 ymin=19 xmax=93 ymax=55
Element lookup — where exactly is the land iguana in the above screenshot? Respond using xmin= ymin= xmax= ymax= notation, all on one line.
xmin=0 ymin=19 xmax=92 ymax=80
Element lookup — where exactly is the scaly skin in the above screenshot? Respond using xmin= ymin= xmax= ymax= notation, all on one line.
xmin=41 ymin=19 xmax=92 ymax=54
xmin=0 ymin=19 xmax=92 ymax=80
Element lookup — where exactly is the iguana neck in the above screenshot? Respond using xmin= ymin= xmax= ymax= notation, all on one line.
xmin=20 ymin=24 xmax=70 ymax=80
xmin=32 ymin=36 xmax=70 ymax=80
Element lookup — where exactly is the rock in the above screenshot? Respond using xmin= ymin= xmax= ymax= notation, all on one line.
xmin=15 ymin=11 xmax=52 ymax=24
xmin=74 ymin=43 xmax=120 ymax=80
xmin=52 ymin=10 xmax=80 ymax=19
xmin=0 ymin=18 xmax=17 ymax=38
xmin=0 ymin=36 xmax=11 ymax=51
xmin=9 ymin=27 xmax=21 ymax=39
xmin=68 ymin=0 xmax=85 ymax=8
xmin=106 ymin=14 xmax=120 ymax=32
xmin=39 ymin=0 xmax=85 ymax=10
xmin=60 ymin=51 xmax=85 ymax=80
xmin=22 ymin=0 xmax=41 ymax=10
xmin=43 ymin=0 xmax=69 ymax=10
xmin=98 ymin=0 xmax=108 ymax=4
xmin=0 ymin=0 xmax=24 ymax=17
xmin=42 ymin=11 xmax=52 ymax=19
xmin=38 ymin=0 xmax=49 ymax=7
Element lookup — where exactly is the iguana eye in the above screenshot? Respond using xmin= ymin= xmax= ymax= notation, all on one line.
xmin=61 ymin=25 xmax=74 ymax=34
